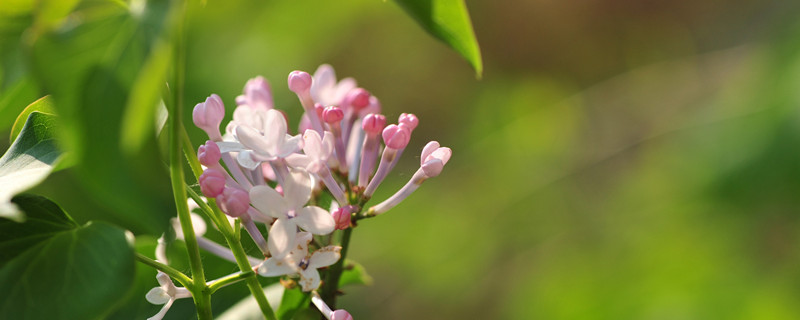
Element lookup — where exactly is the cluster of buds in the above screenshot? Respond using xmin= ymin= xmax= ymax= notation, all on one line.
xmin=148 ymin=65 xmax=451 ymax=319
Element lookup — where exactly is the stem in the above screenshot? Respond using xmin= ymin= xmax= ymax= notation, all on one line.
xmin=320 ymin=228 xmax=353 ymax=308
xmin=225 ymin=233 xmax=278 ymax=320
xmin=182 ymin=126 xmax=203 ymax=178
xmin=135 ymin=252 xmax=193 ymax=288
xmin=168 ymin=0 xmax=212 ymax=318
xmin=208 ymin=271 xmax=255 ymax=293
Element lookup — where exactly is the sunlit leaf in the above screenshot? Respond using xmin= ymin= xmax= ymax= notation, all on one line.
xmin=0 ymin=209 xmax=135 ymax=319
xmin=338 ymin=259 xmax=373 ymax=287
xmin=0 ymin=112 xmax=60 ymax=222
xmin=393 ymin=0 xmax=483 ymax=77
xmin=121 ymin=40 xmax=172 ymax=153
xmin=9 ymin=95 xmax=54 ymax=142
xmin=277 ymin=287 xmax=311 ymax=320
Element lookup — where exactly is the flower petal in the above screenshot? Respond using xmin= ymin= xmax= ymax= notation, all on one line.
xmin=249 ymin=186 xmax=287 ymax=218
xmin=295 ymin=206 xmax=335 ymax=235
xmin=236 ymin=126 xmax=274 ymax=157
xmin=299 ymin=268 xmax=321 ymax=292
xmin=284 ymin=169 xmax=313 ymax=210
xmin=263 ymin=109 xmax=288 ymax=154
xmin=268 ymin=218 xmax=296 ymax=259
xmin=257 ymin=256 xmax=297 ymax=277
xmin=333 ymin=77 xmax=357 ymax=104
xmin=146 ymin=287 xmax=171 ymax=305
xmin=276 ymin=134 xmax=303 ymax=158
xmin=237 ymin=150 xmax=261 ymax=170
xmin=285 ymin=154 xmax=313 ymax=170
xmin=217 ymin=141 xmax=246 ymax=153
xmin=147 ymin=298 xmax=174 ymax=320
xmin=308 ymin=246 xmax=341 ymax=269
xmin=420 ymin=141 xmax=440 ymax=166
xmin=303 ymin=130 xmax=323 ymax=159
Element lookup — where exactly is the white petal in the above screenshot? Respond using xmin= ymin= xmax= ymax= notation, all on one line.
xmin=284 ymin=170 xmax=313 ymax=210
xmin=268 ymin=218 xmax=296 ymax=259
xmin=257 ymin=257 xmax=297 ymax=277
xmin=294 ymin=231 xmax=313 ymax=255
xmin=249 ymin=186 xmax=287 ymax=218
xmin=236 ymin=126 xmax=274 ymax=157
xmin=299 ymin=268 xmax=321 ymax=292
xmin=431 ymin=147 xmax=452 ymax=165
xmin=303 ymin=130 xmax=323 ymax=159
xmin=146 ymin=287 xmax=171 ymax=305
xmin=333 ymin=77 xmax=357 ymax=104
xmin=308 ymin=246 xmax=341 ymax=269
xmin=237 ymin=150 xmax=261 ymax=170
xmin=147 ymin=298 xmax=174 ymax=320
xmin=320 ymin=131 xmax=335 ymax=159
xmin=285 ymin=154 xmax=313 ymax=170
xmin=311 ymin=64 xmax=336 ymax=100
xmin=420 ymin=141 xmax=440 ymax=166
xmin=276 ymin=134 xmax=303 ymax=158
xmin=295 ymin=206 xmax=335 ymax=235
xmin=217 ymin=141 xmax=246 ymax=153
xmin=263 ymin=110 xmax=288 ymax=153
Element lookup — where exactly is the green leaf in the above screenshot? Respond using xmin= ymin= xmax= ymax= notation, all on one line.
xmin=0 ymin=112 xmax=60 ymax=222
xmin=0 ymin=77 xmax=40 ymax=132
xmin=120 ymin=40 xmax=172 ymax=153
xmin=29 ymin=0 xmax=175 ymax=235
xmin=338 ymin=259 xmax=373 ymax=288
xmin=0 ymin=194 xmax=78 ymax=268
xmin=0 ymin=195 xmax=135 ymax=320
xmin=277 ymin=287 xmax=311 ymax=320
xmin=394 ymin=0 xmax=483 ymax=77
xmin=10 ymin=95 xmax=55 ymax=143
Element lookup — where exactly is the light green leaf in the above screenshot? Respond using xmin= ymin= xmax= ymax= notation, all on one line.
xmin=10 ymin=95 xmax=55 ymax=143
xmin=0 ymin=77 xmax=40 ymax=132
xmin=121 ymin=40 xmax=172 ymax=153
xmin=0 ymin=112 xmax=60 ymax=222
xmin=394 ymin=0 xmax=483 ymax=77
xmin=277 ymin=287 xmax=311 ymax=320
xmin=0 ymin=196 xmax=135 ymax=319
xmin=338 ymin=259 xmax=373 ymax=287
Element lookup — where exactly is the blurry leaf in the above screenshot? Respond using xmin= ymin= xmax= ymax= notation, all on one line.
xmin=0 ymin=0 xmax=34 ymax=16
xmin=0 ymin=212 xmax=135 ymax=319
xmin=10 ymin=95 xmax=54 ymax=142
xmin=121 ymin=40 xmax=172 ymax=153
xmin=35 ymin=0 xmax=81 ymax=29
xmin=393 ymin=0 xmax=483 ymax=77
xmin=277 ymin=287 xmax=311 ymax=320
xmin=0 ymin=112 xmax=60 ymax=222
xmin=29 ymin=0 xmax=175 ymax=235
xmin=0 ymin=194 xmax=78 ymax=268
xmin=338 ymin=259 xmax=373 ymax=287
xmin=0 ymin=77 xmax=40 ymax=132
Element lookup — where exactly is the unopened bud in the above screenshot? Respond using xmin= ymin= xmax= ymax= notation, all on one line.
xmin=331 ymin=206 xmax=354 ymax=230
xmin=398 ymin=113 xmax=418 ymax=131
xmin=362 ymin=114 xmax=386 ymax=134
xmin=217 ymin=187 xmax=250 ymax=217
xmin=382 ymin=124 xmax=410 ymax=149
xmin=322 ymin=106 xmax=345 ymax=123
xmin=197 ymin=140 xmax=221 ymax=166
xmin=199 ymin=168 xmax=226 ymax=197
xmin=288 ymin=71 xmax=312 ymax=94
xmin=331 ymin=309 xmax=353 ymax=320
xmin=192 ymin=94 xmax=225 ymax=139
xmin=344 ymin=88 xmax=370 ymax=110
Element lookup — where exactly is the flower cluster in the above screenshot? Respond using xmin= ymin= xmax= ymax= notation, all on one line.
xmin=147 ymin=64 xmax=451 ymax=319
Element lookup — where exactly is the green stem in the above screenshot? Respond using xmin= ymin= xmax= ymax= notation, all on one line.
xmin=182 ymin=126 xmax=204 ymax=178
xmin=208 ymin=270 xmax=255 ymax=293
xmin=223 ymin=224 xmax=278 ymax=320
xmin=321 ymin=228 xmax=353 ymax=308
xmin=135 ymin=252 xmax=193 ymax=288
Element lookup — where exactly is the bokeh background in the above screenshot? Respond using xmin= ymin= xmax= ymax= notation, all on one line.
xmin=6 ymin=0 xmax=800 ymax=318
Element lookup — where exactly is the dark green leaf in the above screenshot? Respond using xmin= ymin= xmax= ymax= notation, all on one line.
xmin=0 ymin=194 xmax=78 ymax=268
xmin=0 ymin=195 xmax=135 ymax=320
xmin=277 ymin=287 xmax=311 ymax=320
xmin=29 ymin=0 xmax=175 ymax=235
xmin=338 ymin=259 xmax=373 ymax=287
xmin=394 ymin=0 xmax=483 ymax=77
xmin=0 ymin=112 xmax=60 ymax=222
xmin=10 ymin=95 xmax=55 ymax=142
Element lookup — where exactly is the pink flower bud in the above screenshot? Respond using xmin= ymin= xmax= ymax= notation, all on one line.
xmin=343 ymin=88 xmax=370 ymax=110
xmin=218 ymin=187 xmax=250 ymax=218
xmin=331 ymin=206 xmax=354 ymax=230
xmin=331 ymin=309 xmax=353 ymax=320
xmin=360 ymin=96 xmax=381 ymax=115
xmin=398 ymin=113 xmax=418 ymax=131
xmin=361 ymin=114 xmax=386 ymax=134
xmin=288 ymin=71 xmax=312 ymax=94
xmin=420 ymin=141 xmax=452 ymax=177
xmin=244 ymin=76 xmax=273 ymax=110
xmin=322 ymin=106 xmax=344 ymax=124
xmin=382 ymin=124 xmax=410 ymax=149
xmin=197 ymin=140 xmax=221 ymax=167
xmin=314 ymin=103 xmax=325 ymax=119
xmin=199 ymin=168 xmax=226 ymax=197
xmin=193 ymin=94 xmax=225 ymax=139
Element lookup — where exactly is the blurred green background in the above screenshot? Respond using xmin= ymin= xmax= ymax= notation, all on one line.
xmin=6 ymin=0 xmax=800 ymax=319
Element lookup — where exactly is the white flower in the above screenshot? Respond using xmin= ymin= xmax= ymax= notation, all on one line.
xmin=218 ymin=109 xmax=303 ymax=170
xmin=250 ymin=169 xmax=335 ymax=258
xmin=258 ymin=232 xmax=341 ymax=291
xmin=310 ymin=64 xmax=357 ymax=107
xmin=285 ymin=129 xmax=335 ymax=174
xmin=145 ymin=272 xmax=191 ymax=320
